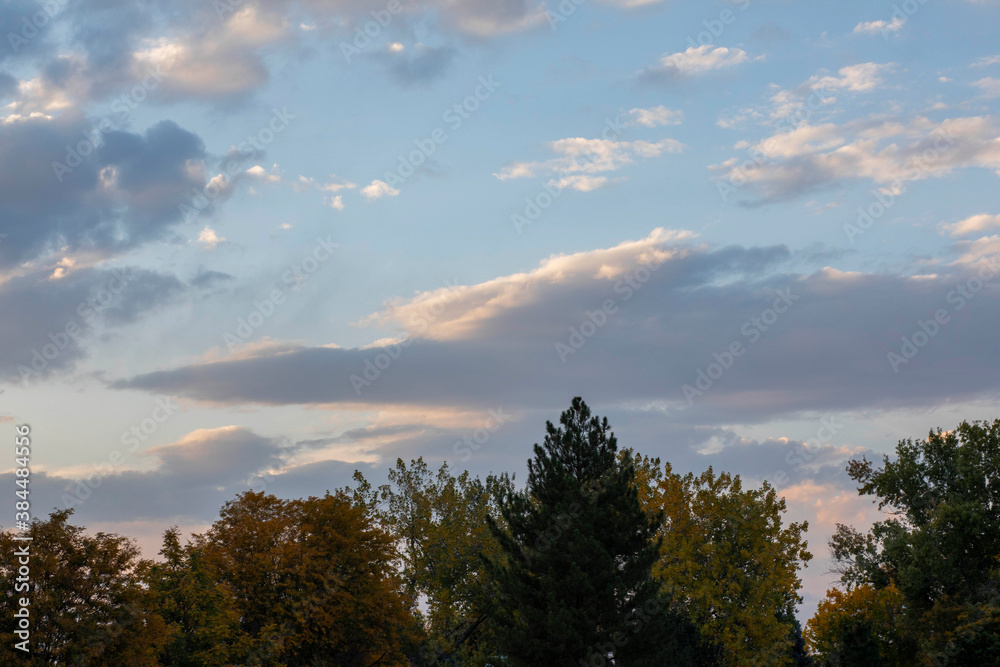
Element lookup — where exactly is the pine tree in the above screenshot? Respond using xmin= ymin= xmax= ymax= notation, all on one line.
xmin=486 ymin=397 xmax=710 ymax=666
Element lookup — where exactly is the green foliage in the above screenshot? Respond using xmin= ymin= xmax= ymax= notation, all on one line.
xmin=631 ymin=453 xmax=812 ymax=666
xmin=196 ymin=490 xmax=420 ymax=665
xmin=0 ymin=509 xmax=167 ymax=666
xmin=485 ymin=397 xmax=713 ymax=665
xmin=147 ymin=528 xmax=245 ymax=666
xmin=820 ymin=419 xmax=1000 ymax=665
xmin=806 ymin=584 xmax=912 ymax=666
xmin=16 ymin=404 xmax=995 ymax=665
xmin=350 ymin=458 xmax=513 ymax=664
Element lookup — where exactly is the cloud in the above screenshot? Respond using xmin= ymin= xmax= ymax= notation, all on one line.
xmin=952 ymin=234 xmax=1000 ymax=265
xmin=712 ymin=115 xmax=1000 ymax=202
xmin=317 ymin=176 xmax=356 ymax=193
xmin=974 ymin=77 xmax=1000 ymax=98
xmin=0 ymin=114 xmax=209 ymax=265
xmin=146 ymin=426 xmax=279 ymax=483
xmin=244 ymin=164 xmax=281 ymax=185
xmin=0 ymin=265 xmax=185 ymax=382
xmin=548 ymin=174 xmax=613 ymax=192
xmin=972 ymin=55 xmax=1000 ymax=67
xmin=373 ymin=44 xmax=456 ymax=85
xmin=361 ymin=179 xmax=400 ymax=200
xmin=762 ymin=63 xmax=892 ymax=122
xmin=808 ymin=62 xmax=891 ymax=93
xmin=115 ymin=230 xmax=1000 ymax=423
xmin=127 ymin=6 xmax=289 ymax=103
xmin=852 ymin=17 xmax=905 ymax=36
xmin=197 ymin=226 xmax=225 ymax=249
xmin=629 ymin=106 xmax=684 ymax=127
xmin=944 ymin=213 xmax=1000 ymax=237
xmin=190 ymin=270 xmax=234 ymax=289
xmin=639 ymin=45 xmax=752 ymax=82
xmin=0 ymin=427 xmax=287 ymax=523
xmin=293 ymin=175 xmax=356 ymax=210
xmin=494 ymin=137 xmax=684 ymax=190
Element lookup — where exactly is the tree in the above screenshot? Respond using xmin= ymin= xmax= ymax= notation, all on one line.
xmin=486 ymin=397 xmax=711 ymax=665
xmin=827 ymin=418 xmax=1000 ymax=663
xmin=147 ymin=527 xmax=245 ymax=665
xmin=197 ymin=490 xmax=419 ymax=665
xmin=350 ymin=458 xmax=513 ymax=664
xmin=805 ymin=584 xmax=910 ymax=666
xmin=0 ymin=509 xmax=167 ymax=665
xmin=630 ymin=455 xmax=813 ymax=666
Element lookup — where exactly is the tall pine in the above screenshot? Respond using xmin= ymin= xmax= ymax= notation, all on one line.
xmin=486 ymin=397 xmax=710 ymax=665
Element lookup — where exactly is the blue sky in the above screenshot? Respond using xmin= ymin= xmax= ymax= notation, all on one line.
xmin=2 ymin=0 xmax=1000 ymax=618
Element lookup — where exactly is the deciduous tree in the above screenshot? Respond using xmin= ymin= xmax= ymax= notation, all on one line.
xmin=0 ymin=509 xmax=167 ymax=666
xmin=630 ymin=454 xmax=812 ymax=666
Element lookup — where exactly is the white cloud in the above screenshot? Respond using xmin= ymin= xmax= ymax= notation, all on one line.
xmin=326 ymin=194 xmax=345 ymax=210
xmin=361 ymin=179 xmax=400 ymax=200
xmin=629 ymin=106 xmax=684 ymax=127
xmin=245 ymin=164 xmax=281 ymax=184
xmin=494 ymin=137 xmax=684 ymax=190
xmin=759 ymin=62 xmax=891 ymax=123
xmin=852 ymin=17 xmax=904 ymax=35
xmin=549 ymin=175 xmax=613 ymax=192
xmin=644 ymin=45 xmax=752 ymax=78
xmin=712 ymin=115 xmax=1000 ymax=201
xmin=131 ymin=7 xmax=289 ymax=101
xmin=973 ymin=55 xmax=1000 ymax=67
xmin=357 ymin=227 xmax=695 ymax=340
xmin=952 ymin=235 xmax=1000 ymax=266
xmin=945 ymin=213 xmax=1000 ymax=237
xmin=318 ymin=177 xmax=357 ymax=192
xmin=974 ymin=77 xmax=1000 ymax=98
xmin=197 ymin=226 xmax=225 ymax=249
xmin=809 ymin=62 xmax=892 ymax=92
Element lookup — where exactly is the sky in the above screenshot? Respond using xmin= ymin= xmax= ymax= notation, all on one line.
xmin=2 ymin=0 xmax=1000 ymax=620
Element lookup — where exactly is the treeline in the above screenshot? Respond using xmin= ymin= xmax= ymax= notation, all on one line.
xmin=1 ymin=399 xmax=998 ymax=665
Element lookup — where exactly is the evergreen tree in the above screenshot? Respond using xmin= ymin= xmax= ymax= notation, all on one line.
xmin=486 ymin=397 xmax=710 ymax=666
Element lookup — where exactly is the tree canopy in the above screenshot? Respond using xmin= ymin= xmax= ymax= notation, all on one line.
xmin=3 ymin=406 xmax=998 ymax=664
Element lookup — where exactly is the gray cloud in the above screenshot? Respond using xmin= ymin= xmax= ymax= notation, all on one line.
xmin=190 ymin=269 xmax=234 ymax=289
xmin=113 ymin=236 xmax=1000 ymax=424
xmin=376 ymin=45 xmax=457 ymax=85
xmin=0 ymin=115 xmax=207 ymax=265
xmin=0 ymin=265 xmax=185 ymax=382
xmin=1 ymin=426 xmax=283 ymax=524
